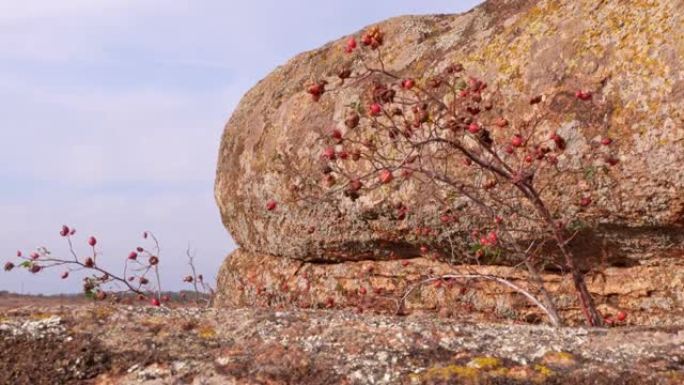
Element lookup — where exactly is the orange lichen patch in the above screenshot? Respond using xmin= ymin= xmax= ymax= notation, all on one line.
xmin=541 ymin=351 xmax=577 ymax=368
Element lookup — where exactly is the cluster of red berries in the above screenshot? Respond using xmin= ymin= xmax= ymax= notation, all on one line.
xmin=361 ymin=27 xmax=384 ymax=49
xmin=479 ymin=231 xmax=499 ymax=247
xmin=59 ymin=225 xmax=76 ymax=237
xmin=604 ymin=310 xmax=627 ymax=326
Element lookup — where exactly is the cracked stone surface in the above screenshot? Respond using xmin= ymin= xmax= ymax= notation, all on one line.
xmin=1 ymin=305 xmax=683 ymax=384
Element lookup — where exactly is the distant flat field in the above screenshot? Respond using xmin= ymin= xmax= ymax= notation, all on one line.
xmin=0 ymin=293 xmax=89 ymax=310
xmin=0 ymin=291 xmax=207 ymax=310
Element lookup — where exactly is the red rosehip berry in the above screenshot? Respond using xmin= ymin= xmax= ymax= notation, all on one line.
xmin=369 ymin=103 xmax=382 ymax=116
xmin=3 ymin=262 xmax=14 ymax=271
xmin=84 ymin=257 xmax=95 ymax=268
xmin=61 ymin=271 xmax=69 ymax=279
xmin=30 ymin=252 xmax=40 ymax=260
xmin=580 ymin=196 xmax=592 ymax=207
xmin=434 ymin=280 xmax=442 ymax=289
xmin=307 ymin=83 xmax=324 ymax=97
xmin=604 ymin=156 xmax=619 ymax=166
xmin=420 ymin=245 xmax=429 ymax=254
xmin=136 ymin=246 xmax=144 ymax=253
xmin=266 ymin=199 xmax=277 ymax=211
xmin=401 ymin=79 xmax=415 ymax=90
xmin=88 ymin=236 xmax=97 ymax=247
xmin=16 ymin=250 xmax=22 ymax=257
xmin=29 ymin=264 xmax=42 ymax=274
xmin=148 ymin=256 xmax=159 ymax=266
xmin=616 ymin=310 xmax=627 ymax=322
xmin=379 ymin=169 xmax=393 ymax=184
xmin=151 ymin=297 xmax=161 ymax=307
xmin=601 ymin=137 xmax=612 ymax=146
xmin=70 ymin=228 xmax=76 ymax=235
xmin=467 ymin=123 xmax=480 ymax=133
xmin=60 ymin=225 xmax=70 ymax=237
xmin=361 ymin=34 xmax=372 ymax=46
xmin=486 ymin=231 xmax=498 ymax=245
xmin=128 ymin=251 xmax=138 ymax=260
xmin=401 ymin=260 xmax=411 ymax=267
xmin=511 ymin=134 xmax=524 ymax=148
xmin=331 ymin=128 xmax=343 ymax=143
xmin=322 ymin=146 xmax=336 ymax=160
xmin=358 ymin=287 xmax=367 ymax=295
xmin=575 ymin=90 xmax=592 ymax=101
xmin=349 ymin=179 xmax=363 ymax=192
xmin=345 ymin=36 xmax=357 ymax=52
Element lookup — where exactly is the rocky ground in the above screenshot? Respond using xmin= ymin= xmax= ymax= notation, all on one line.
xmin=1 ymin=304 xmax=682 ymax=385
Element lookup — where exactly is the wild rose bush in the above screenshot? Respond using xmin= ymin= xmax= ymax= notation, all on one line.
xmin=4 ymin=225 xmax=212 ymax=306
xmin=294 ymin=27 xmax=621 ymax=326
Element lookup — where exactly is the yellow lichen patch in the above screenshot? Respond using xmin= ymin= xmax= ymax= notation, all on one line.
xmin=467 ymin=356 xmax=502 ymax=370
xmin=418 ymin=365 xmax=479 ymax=381
xmin=197 ymin=324 xmax=217 ymax=339
xmin=89 ymin=306 xmax=113 ymax=320
xmin=533 ymin=364 xmax=554 ymax=378
xmin=29 ymin=312 xmax=56 ymax=320
xmin=412 ymin=357 xmax=506 ymax=383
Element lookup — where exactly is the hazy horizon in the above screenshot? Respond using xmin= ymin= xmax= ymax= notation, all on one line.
xmin=0 ymin=0 xmax=482 ymax=294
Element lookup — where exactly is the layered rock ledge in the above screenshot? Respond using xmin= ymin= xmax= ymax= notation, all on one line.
xmin=215 ymin=250 xmax=684 ymax=326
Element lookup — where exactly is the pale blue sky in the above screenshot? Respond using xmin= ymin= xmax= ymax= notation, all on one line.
xmin=0 ymin=0 xmax=482 ymax=294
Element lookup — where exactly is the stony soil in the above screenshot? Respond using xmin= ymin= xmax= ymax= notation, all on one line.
xmin=1 ymin=305 xmax=682 ymax=385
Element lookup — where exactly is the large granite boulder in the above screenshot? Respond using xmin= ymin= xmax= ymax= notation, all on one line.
xmin=215 ymin=0 xmax=684 ymax=263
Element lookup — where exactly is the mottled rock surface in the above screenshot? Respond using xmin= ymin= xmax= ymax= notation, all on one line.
xmin=215 ymin=0 xmax=684 ymax=262
xmin=1 ymin=305 xmax=683 ymax=385
xmin=215 ymin=250 xmax=684 ymax=326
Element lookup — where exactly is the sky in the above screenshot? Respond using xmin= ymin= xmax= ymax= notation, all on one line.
xmin=0 ymin=0 xmax=482 ymax=295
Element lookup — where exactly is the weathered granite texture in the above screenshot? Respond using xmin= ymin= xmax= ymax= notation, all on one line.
xmin=1 ymin=305 xmax=683 ymax=384
xmin=215 ymin=0 xmax=684 ymax=263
